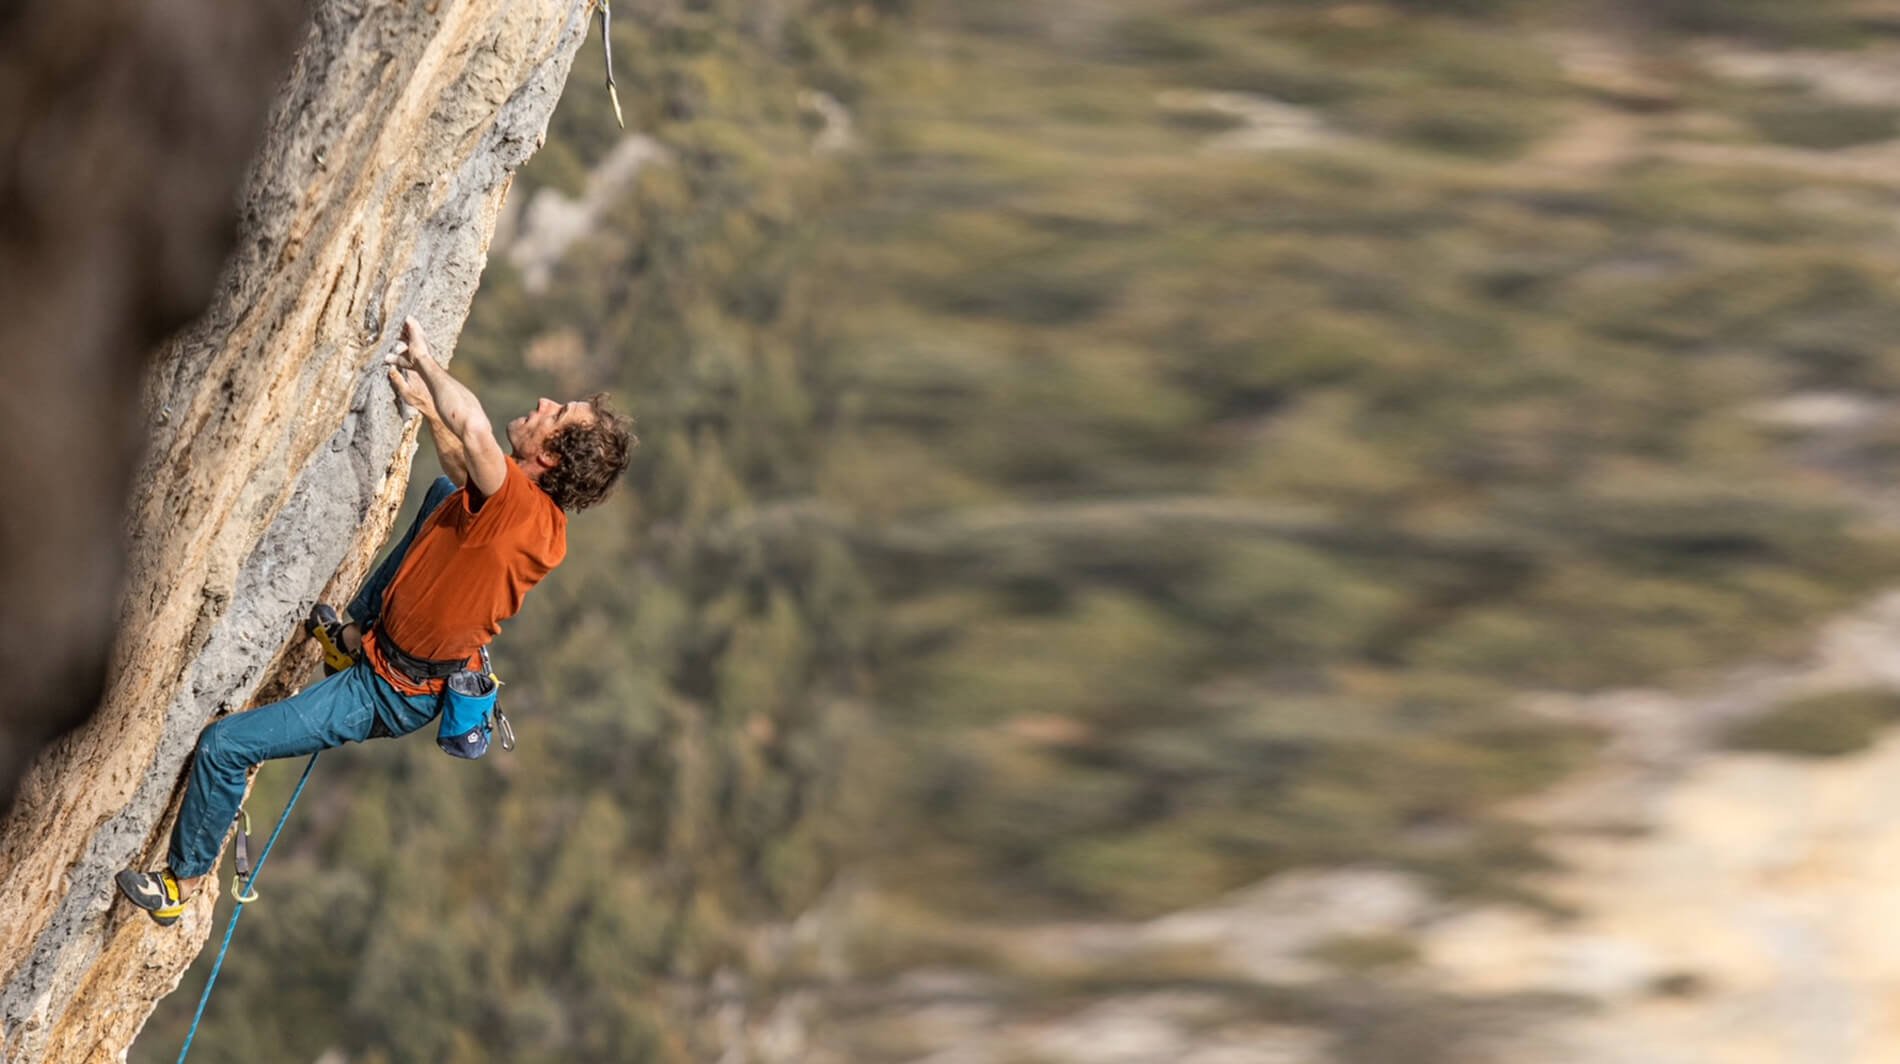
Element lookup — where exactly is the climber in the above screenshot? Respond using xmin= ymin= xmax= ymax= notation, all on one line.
xmin=115 ymin=317 xmax=636 ymax=925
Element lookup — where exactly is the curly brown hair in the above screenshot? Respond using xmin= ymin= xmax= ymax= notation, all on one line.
xmin=539 ymin=392 xmax=636 ymax=511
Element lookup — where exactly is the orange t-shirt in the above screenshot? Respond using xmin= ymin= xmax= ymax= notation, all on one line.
xmin=364 ymin=459 xmax=567 ymax=695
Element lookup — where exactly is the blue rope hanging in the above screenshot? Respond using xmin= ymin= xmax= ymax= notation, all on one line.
xmin=175 ymin=751 xmax=320 ymax=1064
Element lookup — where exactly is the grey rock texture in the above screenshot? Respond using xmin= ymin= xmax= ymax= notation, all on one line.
xmin=0 ymin=1 xmax=592 ymax=1060
xmin=0 ymin=0 xmax=309 ymax=819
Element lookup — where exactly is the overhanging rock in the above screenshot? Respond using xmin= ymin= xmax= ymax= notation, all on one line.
xmin=0 ymin=1 xmax=592 ymax=1059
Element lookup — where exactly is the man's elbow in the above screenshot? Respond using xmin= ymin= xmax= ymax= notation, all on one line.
xmin=452 ymin=411 xmax=494 ymax=450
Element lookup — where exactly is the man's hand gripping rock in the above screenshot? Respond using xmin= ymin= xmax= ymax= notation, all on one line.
xmin=385 ymin=317 xmax=438 ymax=418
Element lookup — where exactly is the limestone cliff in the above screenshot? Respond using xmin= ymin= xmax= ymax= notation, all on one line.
xmin=0 ymin=0 xmax=307 ymax=820
xmin=0 ymin=1 xmax=592 ymax=1059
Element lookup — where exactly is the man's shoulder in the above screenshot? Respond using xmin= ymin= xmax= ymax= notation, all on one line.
xmin=494 ymin=462 xmax=567 ymax=557
xmin=461 ymin=462 xmax=561 ymax=542
xmin=480 ymin=459 xmax=539 ymax=514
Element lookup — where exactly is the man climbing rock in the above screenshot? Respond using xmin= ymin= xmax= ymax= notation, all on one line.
xmin=116 ymin=318 xmax=635 ymax=924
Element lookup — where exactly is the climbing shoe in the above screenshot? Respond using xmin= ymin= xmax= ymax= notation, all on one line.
xmin=304 ymin=603 xmax=357 ymax=675
xmin=116 ymin=869 xmax=186 ymax=926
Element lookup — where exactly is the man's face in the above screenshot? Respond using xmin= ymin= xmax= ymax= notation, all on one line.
xmin=508 ymin=397 xmax=594 ymax=464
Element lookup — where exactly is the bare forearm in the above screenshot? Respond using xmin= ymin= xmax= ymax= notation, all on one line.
xmin=390 ymin=317 xmax=509 ymax=497
xmin=414 ymin=358 xmax=490 ymax=441
xmin=422 ymin=409 xmax=471 ymax=485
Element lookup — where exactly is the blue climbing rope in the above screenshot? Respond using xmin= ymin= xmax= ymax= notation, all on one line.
xmin=175 ymin=751 xmax=320 ymax=1064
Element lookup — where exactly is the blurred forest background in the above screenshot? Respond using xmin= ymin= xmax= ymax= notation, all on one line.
xmin=136 ymin=0 xmax=1900 ymax=1060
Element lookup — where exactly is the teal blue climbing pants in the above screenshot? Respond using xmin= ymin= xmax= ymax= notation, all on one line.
xmin=166 ymin=663 xmax=439 ymax=877
xmin=167 ymin=477 xmax=458 ymax=879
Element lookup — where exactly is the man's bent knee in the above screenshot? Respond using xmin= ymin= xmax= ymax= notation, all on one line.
xmin=194 ymin=717 xmax=247 ymax=769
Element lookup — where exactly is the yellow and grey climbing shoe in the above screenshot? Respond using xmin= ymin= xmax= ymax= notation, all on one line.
xmin=303 ymin=603 xmax=357 ymax=675
xmin=116 ymin=869 xmax=186 ymax=926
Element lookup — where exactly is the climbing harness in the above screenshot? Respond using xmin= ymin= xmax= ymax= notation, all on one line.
xmin=174 ymin=752 xmax=320 ymax=1064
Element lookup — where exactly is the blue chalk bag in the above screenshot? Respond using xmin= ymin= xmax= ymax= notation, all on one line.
xmin=438 ymin=646 xmax=499 ymax=759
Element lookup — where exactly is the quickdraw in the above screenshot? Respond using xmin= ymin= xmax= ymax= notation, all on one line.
xmin=589 ymin=0 xmax=625 ymax=128
xmin=229 ymin=808 xmax=257 ymax=903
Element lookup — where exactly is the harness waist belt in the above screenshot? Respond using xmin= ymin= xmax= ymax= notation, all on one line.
xmin=375 ymin=629 xmax=468 ymax=685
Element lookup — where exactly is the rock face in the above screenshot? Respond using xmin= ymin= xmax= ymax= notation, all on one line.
xmin=0 ymin=0 xmax=308 ymax=822
xmin=0 ymin=1 xmax=591 ymax=1060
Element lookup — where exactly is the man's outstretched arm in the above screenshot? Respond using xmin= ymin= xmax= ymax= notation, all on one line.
xmin=388 ymin=361 xmax=471 ymax=486
xmin=388 ymin=317 xmax=509 ymax=498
